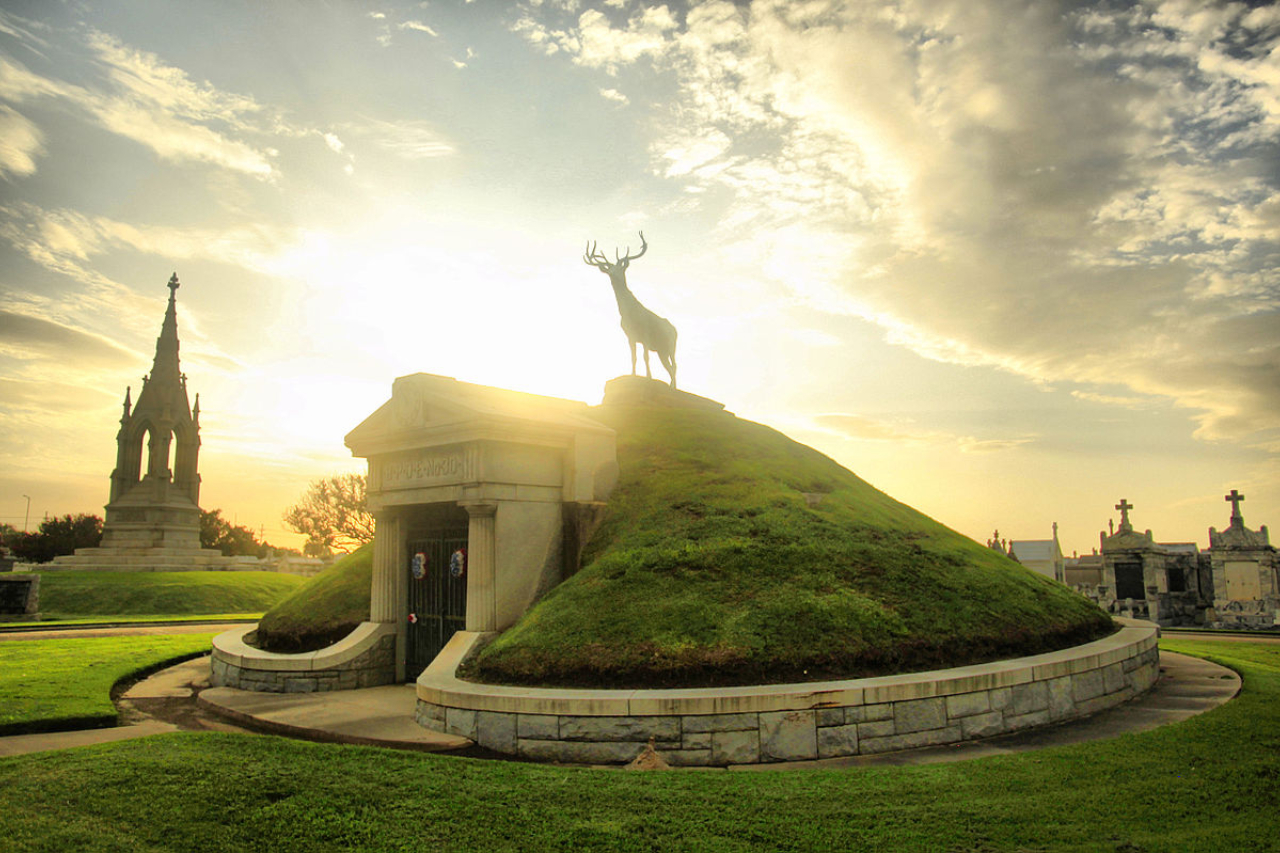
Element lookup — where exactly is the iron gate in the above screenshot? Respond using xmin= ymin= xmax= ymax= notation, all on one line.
xmin=405 ymin=528 xmax=469 ymax=680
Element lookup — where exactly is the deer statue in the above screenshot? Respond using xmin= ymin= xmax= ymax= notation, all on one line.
xmin=583 ymin=231 xmax=678 ymax=389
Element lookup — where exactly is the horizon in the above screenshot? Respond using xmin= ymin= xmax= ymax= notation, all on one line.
xmin=1 ymin=1 xmax=1277 ymax=557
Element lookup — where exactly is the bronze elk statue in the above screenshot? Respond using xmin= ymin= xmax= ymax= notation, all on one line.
xmin=583 ymin=231 xmax=678 ymax=389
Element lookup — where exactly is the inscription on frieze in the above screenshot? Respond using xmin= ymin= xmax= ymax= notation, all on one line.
xmin=374 ymin=449 xmax=470 ymax=490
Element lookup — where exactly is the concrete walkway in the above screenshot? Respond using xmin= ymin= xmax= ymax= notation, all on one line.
xmin=0 ymin=647 xmax=1242 ymax=765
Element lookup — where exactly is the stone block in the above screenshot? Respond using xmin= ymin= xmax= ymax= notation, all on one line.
xmin=845 ymin=703 xmax=892 ymax=724
xmin=959 ymin=711 xmax=1005 ymax=740
xmin=664 ymin=749 xmax=713 ymax=767
xmin=894 ymin=697 xmax=947 ymax=734
xmin=683 ymin=713 xmax=758 ymax=733
xmin=859 ymin=726 xmax=962 ymax=755
xmin=711 ymin=729 xmax=760 ymax=765
xmin=1047 ymin=676 xmax=1076 ymax=720
xmin=519 ymin=739 xmax=646 ymax=764
xmin=759 ymin=710 xmax=817 ymax=761
xmin=1102 ymin=662 xmax=1126 ymax=695
xmin=417 ymin=701 xmax=446 ymax=723
xmin=1009 ymin=682 xmax=1049 ymax=716
xmin=476 ymin=711 xmax=518 ymax=753
xmin=858 ymin=719 xmax=895 ymax=739
xmin=1004 ymin=709 xmax=1051 ymax=731
xmin=1072 ymin=669 xmax=1105 ymax=702
xmin=816 ymin=708 xmax=845 ymax=727
xmin=559 ymin=715 xmax=680 ymax=743
xmin=517 ymin=714 xmax=559 ymax=740
xmin=682 ymin=731 xmax=711 ymax=750
xmin=817 ymin=724 xmax=859 ymax=758
xmin=945 ymin=692 xmax=990 ymax=719
xmin=989 ymin=687 xmax=1013 ymax=712
xmin=446 ymin=707 xmax=479 ymax=740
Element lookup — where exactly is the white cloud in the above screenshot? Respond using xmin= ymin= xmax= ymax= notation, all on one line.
xmin=399 ymin=20 xmax=439 ymax=37
xmin=0 ymin=105 xmax=43 ymax=177
xmin=0 ymin=34 xmax=277 ymax=178
xmin=351 ymin=117 xmax=454 ymax=159
xmin=598 ymin=86 xmax=628 ymax=105
xmin=520 ymin=0 xmax=1280 ymax=451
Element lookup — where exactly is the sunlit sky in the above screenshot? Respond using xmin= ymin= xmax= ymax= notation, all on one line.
xmin=1 ymin=1 xmax=1277 ymax=556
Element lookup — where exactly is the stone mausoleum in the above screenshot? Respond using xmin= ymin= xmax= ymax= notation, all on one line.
xmin=212 ymin=373 xmax=620 ymax=688
xmin=1078 ymin=493 xmax=1277 ymax=629
xmin=50 ymin=275 xmax=246 ymax=572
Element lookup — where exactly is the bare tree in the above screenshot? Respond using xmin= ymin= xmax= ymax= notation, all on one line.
xmin=584 ymin=231 xmax=678 ymax=388
xmin=282 ymin=473 xmax=375 ymax=554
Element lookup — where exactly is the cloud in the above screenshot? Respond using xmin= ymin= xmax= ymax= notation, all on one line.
xmin=0 ymin=105 xmax=43 ymax=177
xmin=516 ymin=4 xmax=677 ymax=71
xmin=350 ymin=117 xmax=454 ymax=159
xmin=598 ymin=86 xmax=629 ymax=105
xmin=0 ymin=310 xmax=138 ymax=366
xmin=0 ymin=31 xmax=276 ymax=178
xmin=399 ymin=20 xmax=439 ymax=37
xmin=812 ymin=413 xmax=1033 ymax=454
xmin=522 ymin=0 xmax=1280 ymax=452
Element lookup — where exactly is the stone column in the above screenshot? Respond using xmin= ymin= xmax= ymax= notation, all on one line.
xmin=463 ymin=502 xmax=498 ymax=632
xmin=370 ymin=511 xmax=403 ymax=623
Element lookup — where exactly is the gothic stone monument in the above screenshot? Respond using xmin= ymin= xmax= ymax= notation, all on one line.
xmin=50 ymin=275 xmax=243 ymax=571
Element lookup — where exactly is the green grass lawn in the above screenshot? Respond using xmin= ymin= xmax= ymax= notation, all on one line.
xmin=474 ymin=404 xmax=1111 ymax=687
xmin=256 ymin=547 xmax=373 ymax=652
xmin=0 ymin=639 xmax=1274 ymax=851
xmin=28 ymin=570 xmax=305 ymax=621
xmin=0 ymin=633 xmax=216 ymax=735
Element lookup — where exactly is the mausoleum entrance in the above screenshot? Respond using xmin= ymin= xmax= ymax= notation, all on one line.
xmin=403 ymin=503 xmax=470 ymax=679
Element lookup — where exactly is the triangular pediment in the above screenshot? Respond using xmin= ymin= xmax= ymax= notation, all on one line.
xmin=346 ymin=373 xmax=612 ymax=457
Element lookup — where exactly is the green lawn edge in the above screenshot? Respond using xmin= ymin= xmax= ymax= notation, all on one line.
xmin=0 ymin=639 xmax=1274 ymax=852
xmin=0 ymin=633 xmax=217 ymax=736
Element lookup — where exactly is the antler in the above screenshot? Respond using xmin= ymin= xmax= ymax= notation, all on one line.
xmin=616 ymin=231 xmax=647 ymax=266
xmin=583 ymin=240 xmax=612 ymax=269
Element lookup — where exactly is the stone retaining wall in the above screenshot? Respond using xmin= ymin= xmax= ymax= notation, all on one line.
xmin=210 ymin=622 xmax=396 ymax=693
xmin=415 ymin=621 xmax=1159 ymax=765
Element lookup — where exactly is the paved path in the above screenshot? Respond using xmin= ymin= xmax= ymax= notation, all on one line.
xmin=0 ymin=623 xmax=251 ymax=642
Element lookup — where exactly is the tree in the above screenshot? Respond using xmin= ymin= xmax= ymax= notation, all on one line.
xmin=200 ymin=509 xmax=269 ymax=558
xmin=283 ymin=473 xmax=374 ymax=555
xmin=9 ymin=514 xmax=103 ymax=563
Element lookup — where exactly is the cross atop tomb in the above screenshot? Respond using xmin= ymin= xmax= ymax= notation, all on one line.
xmin=1115 ymin=498 xmax=1133 ymax=533
xmin=1225 ymin=489 xmax=1245 ymax=527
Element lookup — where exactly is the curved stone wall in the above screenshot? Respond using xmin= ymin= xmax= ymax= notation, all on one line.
xmin=415 ymin=621 xmax=1159 ymax=765
xmin=210 ymin=622 xmax=396 ymax=693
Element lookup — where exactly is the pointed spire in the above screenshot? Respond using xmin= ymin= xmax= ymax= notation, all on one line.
xmin=193 ymin=393 xmax=200 ymax=426
xmin=121 ymin=386 xmax=132 ymax=421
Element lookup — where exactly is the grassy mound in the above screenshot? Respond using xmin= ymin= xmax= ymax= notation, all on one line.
xmin=471 ymin=404 xmax=1113 ymax=688
xmin=33 ymin=571 xmax=304 ymax=620
xmin=255 ymin=546 xmax=372 ymax=653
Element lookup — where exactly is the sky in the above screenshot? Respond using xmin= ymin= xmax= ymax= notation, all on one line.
xmin=0 ymin=0 xmax=1276 ymax=557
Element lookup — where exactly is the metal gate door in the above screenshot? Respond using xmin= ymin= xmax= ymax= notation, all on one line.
xmin=406 ymin=528 xmax=469 ymax=680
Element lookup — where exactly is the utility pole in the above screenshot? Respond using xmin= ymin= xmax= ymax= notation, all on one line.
xmin=21 ymin=495 xmax=30 ymax=532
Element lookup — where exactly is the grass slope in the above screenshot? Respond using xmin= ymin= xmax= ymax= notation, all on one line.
xmin=0 ymin=633 xmax=216 ymax=735
xmin=31 ymin=571 xmax=304 ymax=620
xmin=474 ymin=405 xmax=1111 ymax=687
xmin=0 ymin=640 xmax=1275 ymax=852
xmin=255 ymin=546 xmax=373 ymax=652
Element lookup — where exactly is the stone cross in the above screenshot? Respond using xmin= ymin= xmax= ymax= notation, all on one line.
xmin=168 ymin=272 xmax=180 ymax=293
xmin=1225 ymin=489 xmax=1245 ymax=524
xmin=1115 ymin=498 xmax=1133 ymax=532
